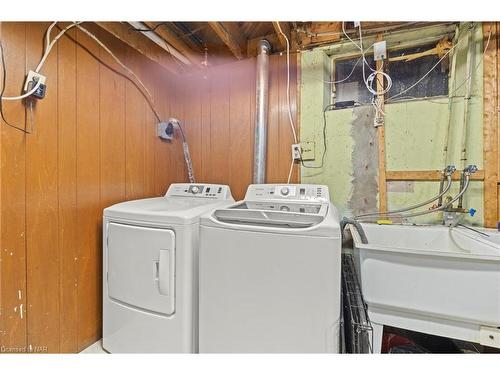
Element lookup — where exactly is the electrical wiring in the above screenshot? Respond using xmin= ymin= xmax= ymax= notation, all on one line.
xmin=386 ymin=41 xmax=458 ymax=101
xmin=275 ymin=21 xmax=298 ymax=146
xmin=75 ymin=24 xmax=161 ymax=122
xmin=323 ymin=57 xmax=361 ymax=84
xmin=300 ymin=103 xmax=334 ymax=170
xmin=1 ymin=22 xmax=81 ymax=102
xmin=385 ymin=24 xmax=490 ymax=105
xmin=2 ymin=21 xmax=162 ymax=128
xmin=129 ymin=22 xmax=170 ymax=33
xmin=0 ymin=40 xmax=32 ymax=133
xmin=36 ymin=22 xmax=82 ymax=73
xmin=341 ymin=22 xmax=392 ymax=128
xmin=275 ymin=22 xmax=300 ymax=184
xmin=444 ymin=24 xmax=492 ymax=99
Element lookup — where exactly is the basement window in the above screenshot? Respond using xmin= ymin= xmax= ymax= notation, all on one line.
xmin=331 ymin=43 xmax=449 ymax=108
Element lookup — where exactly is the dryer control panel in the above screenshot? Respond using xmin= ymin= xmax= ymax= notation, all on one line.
xmin=166 ymin=183 xmax=232 ymax=200
xmin=244 ymin=184 xmax=330 ymax=203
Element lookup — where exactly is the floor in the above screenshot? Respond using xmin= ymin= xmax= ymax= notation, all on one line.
xmin=80 ymin=340 xmax=107 ymax=354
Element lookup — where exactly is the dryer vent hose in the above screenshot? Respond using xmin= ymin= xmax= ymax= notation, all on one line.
xmin=183 ymin=141 xmax=195 ymax=183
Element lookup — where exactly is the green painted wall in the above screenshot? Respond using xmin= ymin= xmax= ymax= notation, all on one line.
xmin=300 ymin=23 xmax=484 ymax=225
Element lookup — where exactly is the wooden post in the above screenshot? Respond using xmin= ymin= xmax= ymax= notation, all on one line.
xmin=483 ymin=22 xmax=498 ymax=228
xmin=375 ymin=34 xmax=388 ymax=212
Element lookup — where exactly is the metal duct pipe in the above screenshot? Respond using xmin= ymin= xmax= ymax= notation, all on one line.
xmin=253 ymin=40 xmax=271 ymax=184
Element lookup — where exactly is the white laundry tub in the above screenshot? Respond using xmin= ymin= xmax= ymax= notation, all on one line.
xmin=351 ymin=223 xmax=500 ymax=349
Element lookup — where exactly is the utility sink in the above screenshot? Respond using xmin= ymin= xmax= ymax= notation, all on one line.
xmin=351 ymin=223 xmax=500 ymax=348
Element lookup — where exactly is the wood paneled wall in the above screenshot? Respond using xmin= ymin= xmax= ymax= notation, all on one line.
xmin=177 ymin=54 xmax=299 ymax=200
xmin=0 ymin=22 xmax=298 ymax=353
xmin=0 ymin=22 xmax=186 ymax=353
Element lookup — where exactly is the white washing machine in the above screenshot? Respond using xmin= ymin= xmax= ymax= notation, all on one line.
xmin=198 ymin=184 xmax=342 ymax=353
xmin=102 ymin=183 xmax=233 ymax=353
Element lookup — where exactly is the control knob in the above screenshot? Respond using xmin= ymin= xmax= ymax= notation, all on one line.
xmin=280 ymin=187 xmax=290 ymax=196
xmin=191 ymin=186 xmax=200 ymax=194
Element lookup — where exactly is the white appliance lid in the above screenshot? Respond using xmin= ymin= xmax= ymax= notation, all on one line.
xmin=104 ymin=183 xmax=233 ymax=225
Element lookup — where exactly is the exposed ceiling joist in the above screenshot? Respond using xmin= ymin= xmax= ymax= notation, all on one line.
xmin=95 ymin=22 xmax=180 ymax=74
xmin=272 ymin=21 xmax=290 ymax=51
xmin=143 ymin=22 xmax=203 ymax=67
xmin=208 ymin=22 xmax=244 ymax=60
xmin=127 ymin=21 xmax=191 ymax=65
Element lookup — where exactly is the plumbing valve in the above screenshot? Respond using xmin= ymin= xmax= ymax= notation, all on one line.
xmin=444 ymin=165 xmax=456 ymax=176
xmin=464 ymin=165 xmax=478 ymax=175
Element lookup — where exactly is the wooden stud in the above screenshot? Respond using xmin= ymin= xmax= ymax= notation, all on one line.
xmin=386 ymin=170 xmax=485 ymax=181
xmin=208 ymin=22 xmax=244 ymax=60
xmin=482 ymin=22 xmax=499 ymax=227
xmin=375 ymin=34 xmax=388 ymax=212
xmin=95 ymin=22 xmax=181 ymax=74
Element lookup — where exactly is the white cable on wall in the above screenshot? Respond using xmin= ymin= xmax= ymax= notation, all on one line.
xmin=2 ymin=22 xmax=81 ymax=101
xmin=275 ymin=22 xmax=300 ymax=184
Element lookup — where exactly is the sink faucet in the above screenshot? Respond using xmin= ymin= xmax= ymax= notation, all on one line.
xmin=442 ymin=165 xmax=477 ymax=226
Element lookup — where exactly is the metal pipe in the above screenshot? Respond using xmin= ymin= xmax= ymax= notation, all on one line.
xmin=460 ymin=23 xmax=476 ymax=169
xmin=253 ymin=40 xmax=271 ymax=184
xmin=355 ymin=165 xmax=456 ymax=219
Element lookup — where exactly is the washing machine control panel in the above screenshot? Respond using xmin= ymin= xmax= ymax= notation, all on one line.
xmin=245 ymin=184 xmax=330 ymax=202
xmin=165 ymin=183 xmax=232 ymax=199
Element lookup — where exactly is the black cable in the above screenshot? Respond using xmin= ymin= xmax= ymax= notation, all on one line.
xmin=129 ymin=22 xmax=170 ymax=33
xmin=300 ymin=103 xmax=334 ymax=169
xmin=0 ymin=40 xmax=32 ymax=134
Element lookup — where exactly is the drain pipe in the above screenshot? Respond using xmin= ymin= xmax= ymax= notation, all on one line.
xmin=460 ymin=23 xmax=476 ymax=170
xmin=253 ymin=40 xmax=271 ymax=183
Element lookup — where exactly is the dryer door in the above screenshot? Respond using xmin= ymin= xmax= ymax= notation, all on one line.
xmin=107 ymin=222 xmax=175 ymax=315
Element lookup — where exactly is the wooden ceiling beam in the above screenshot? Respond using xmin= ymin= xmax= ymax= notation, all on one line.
xmin=272 ymin=21 xmax=291 ymax=51
xmin=95 ymin=22 xmax=180 ymax=74
xmin=208 ymin=22 xmax=244 ymax=60
xmin=143 ymin=22 xmax=203 ymax=67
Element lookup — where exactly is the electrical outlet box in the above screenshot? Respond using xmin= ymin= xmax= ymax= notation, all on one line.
xmin=23 ymin=70 xmax=47 ymax=99
xmin=374 ymin=40 xmax=387 ymax=61
xmin=291 ymin=144 xmax=301 ymax=160
xmin=157 ymin=121 xmax=174 ymax=140
xmin=300 ymin=141 xmax=316 ymax=161
xmin=354 ymin=21 xmax=360 ymax=27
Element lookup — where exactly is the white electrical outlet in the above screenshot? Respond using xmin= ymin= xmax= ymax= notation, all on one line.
xmin=23 ymin=70 xmax=46 ymax=92
xmin=354 ymin=21 xmax=360 ymax=27
xmin=291 ymin=144 xmax=301 ymax=160
xmin=373 ymin=40 xmax=387 ymax=61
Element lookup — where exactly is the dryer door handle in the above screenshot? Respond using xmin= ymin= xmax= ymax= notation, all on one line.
xmin=158 ymin=249 xmax=170 ymax=296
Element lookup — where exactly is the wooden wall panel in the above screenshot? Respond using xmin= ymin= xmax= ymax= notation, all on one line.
xmin=179 ymin=54 xmax=299 ymax=200
xmin=125 ymin=48 xmax=146 ymax=200
xmin=0 ymin=22 xmax=28 ymax=351
xmin=25 ymin=22 xmax=61 ymax=352
xmin=57 ymin=27 xmax=79 ymax=353
xmin=76 ymin=27 xmax=102 ymax=351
